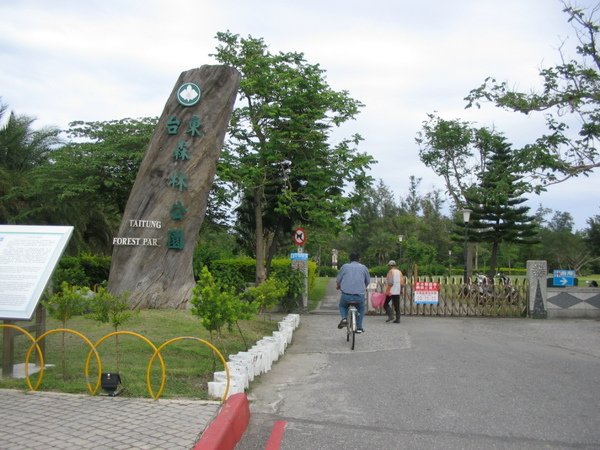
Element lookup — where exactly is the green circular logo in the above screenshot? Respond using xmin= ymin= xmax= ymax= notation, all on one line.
xmin=176 ymin=82 xmax=201 ymax=106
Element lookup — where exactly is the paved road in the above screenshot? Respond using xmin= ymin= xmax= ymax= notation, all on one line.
xmin=237 ymin=279 xmax=600 ymax=449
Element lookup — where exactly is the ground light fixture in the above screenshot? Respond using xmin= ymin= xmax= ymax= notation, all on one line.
xmin=101 ymin=372 xmax=123 ymax=396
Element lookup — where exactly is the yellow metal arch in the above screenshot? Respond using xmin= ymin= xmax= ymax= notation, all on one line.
xmin=146 ymin=336 xmax=230 ymax=402
xmin=0 ymin=324 xmax=45 ymax=391
xmin=26 ymin=328 xmax=102 ymax=395
xmin=3 ymin=325 xmax=231 ymax=401
xmin=86 ymin=330 xmax=166 ymax=398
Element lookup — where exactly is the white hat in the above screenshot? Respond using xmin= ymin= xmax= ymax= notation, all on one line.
xmin=387 ymin=260 xmax=396 ymax=266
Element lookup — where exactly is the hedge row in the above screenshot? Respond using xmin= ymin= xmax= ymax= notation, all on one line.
xmin=53 ymin=254 xmax=318 ymax=292
xmin=53 ymin=253 xmax=523 ymax=291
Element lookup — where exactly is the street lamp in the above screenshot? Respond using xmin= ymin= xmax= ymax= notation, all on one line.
xmin=398 ymin=235 xmax=404 ymax=262
xmin=462 ymin=208 xmax=472 ymax=284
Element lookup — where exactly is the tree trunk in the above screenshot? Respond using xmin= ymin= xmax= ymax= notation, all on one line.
xmin=254 ymin=185 xmax=267 ymax=285
xmin=488 ymin=241 xmax=499 ymax=279
xmin=265 ymin=228 xmax=279 ymax=278
xmin=466 ymin=242 xmax=474 ymax=282
xmin=108 ymin=66 xmax=240 ymax=308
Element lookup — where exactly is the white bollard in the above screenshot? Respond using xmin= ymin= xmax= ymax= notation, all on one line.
xmin=208 ymin=313 xmax=301 ymax=394
xmin=207 ymin=380 xmax=245 ymax=399
xmin=207 ymin=381 xmax=225 ymax=399
xmin=214 ymin=370 xmax=248 ymax=390
xmin=226 ymin=361 xmax=252 ymax=383
xmin=247 ymin=347 xmax=266 ymax=376
xmin=228 ymin=352 xmax=255 ymax=381
xmin=258 ymin=337 xmax=280 ymax=362
xmin=271 ymin=331 xmax=287 ymax=355
xmin=277 ymin=322 xmax=294 ymax=344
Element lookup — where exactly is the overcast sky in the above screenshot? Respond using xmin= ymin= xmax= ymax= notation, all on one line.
xmin=1 ymin=0 xmax=599 ymax=230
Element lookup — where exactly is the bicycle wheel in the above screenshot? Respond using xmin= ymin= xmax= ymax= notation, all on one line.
xmin=349 ymin=309 xmax=356 ymax=350
xmin=346 ymin=310 xmax=351 ymax=342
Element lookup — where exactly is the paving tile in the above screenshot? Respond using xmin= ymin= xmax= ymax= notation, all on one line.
xmin=0 ymin=389 xmax=220 ymax=449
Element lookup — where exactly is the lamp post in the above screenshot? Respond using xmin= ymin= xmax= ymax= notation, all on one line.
xmin=462 ymin=208 xmax=472 ymax=284
xmin=397 ymin=235 xmax=404 ymax=268
xmin=331 ymin=248 xmax=338 ymax=270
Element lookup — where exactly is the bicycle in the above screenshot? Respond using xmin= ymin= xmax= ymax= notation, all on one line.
xmin=346 ymin=301 xmax=360 ymax=350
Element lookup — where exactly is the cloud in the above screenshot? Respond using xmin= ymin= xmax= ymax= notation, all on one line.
xmin=1 ymin=0 xmax=599 ymax=229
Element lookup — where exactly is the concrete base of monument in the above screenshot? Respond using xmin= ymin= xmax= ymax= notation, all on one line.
xmin=0 ymin=363 xmax=55 ymax=379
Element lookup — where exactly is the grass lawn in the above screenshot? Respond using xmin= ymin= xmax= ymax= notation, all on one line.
xmin=1 ymin=310 xmax=281 ymax=399
xmin=0 ymin=277 xmax=330 ymax=399
xmin=308 ymin=276 xmax=329 ymax=310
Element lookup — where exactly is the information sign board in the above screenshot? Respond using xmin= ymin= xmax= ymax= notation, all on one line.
xmin=0 ymin=225 xmax=73 ymax=319
xmin=553 ymin=269 xmax=575 ymax=287
xmin=414 ymin=281 xmax=440 ymax=305
xmin=290 ymin=252 xmax=309 ymax=261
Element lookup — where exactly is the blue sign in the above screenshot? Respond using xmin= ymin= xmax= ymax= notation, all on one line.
xmin=290 ymin=252 xmax=308 ymax=261
xmin=553 ymin=269 xmax=575 ymax=287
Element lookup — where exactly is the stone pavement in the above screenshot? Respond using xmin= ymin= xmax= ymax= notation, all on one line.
xmin=0 ymin=388 xmax=220 ymax=449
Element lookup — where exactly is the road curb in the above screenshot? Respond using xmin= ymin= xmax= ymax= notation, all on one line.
xmin=193 ymin=392 xmax=250 ymax=450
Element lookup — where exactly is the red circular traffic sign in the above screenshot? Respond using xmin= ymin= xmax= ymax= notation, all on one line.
xmin=293 ymin=228 xmax=306 ymax=246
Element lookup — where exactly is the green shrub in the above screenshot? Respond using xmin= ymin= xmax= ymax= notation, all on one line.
xmin=79 ymin=254 xmax=111 ymax=286
xmin=270 ymin=266 xmax=304 ymax=312
xmin=42 ymin=282 xmax=91 ymax=379
xmin=52 ymin=258 xmax=89 ymax=287
xmin=87 ymin=286 xmax=134 ymax=371
xmin=88 ymin=286 xmax=133 ymax=331
xmin=242 ymin=276 xmax=288 ymax=315
xmin=52 ymin=254 xmax=111 ymax=288
xmin=318 ymin=265 xmax=338 ymax=277
xmin=369 ymin=265 xmax=388 ymax=277
xmin=207 ymin=258 xmax=256 ymax=290
xmin=190 ymin=267 xmax=257 ymax=338
xmin=43 ymin=282 xmax=91 ymax=327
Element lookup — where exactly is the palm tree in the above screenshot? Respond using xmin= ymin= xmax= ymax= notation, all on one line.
xmin=0 ymin=99 xmax=61 ymax=222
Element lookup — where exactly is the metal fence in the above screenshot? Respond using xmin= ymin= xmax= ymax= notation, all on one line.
xmin=373 ymin=276 xmax=528 ymax=318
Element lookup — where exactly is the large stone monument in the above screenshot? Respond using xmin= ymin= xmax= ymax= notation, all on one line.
xmin=108 ymin=66 xmax=240 ymax=309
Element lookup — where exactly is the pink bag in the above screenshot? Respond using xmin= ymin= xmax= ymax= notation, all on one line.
xmin=371 ymin=292 xmax=386 ymax=308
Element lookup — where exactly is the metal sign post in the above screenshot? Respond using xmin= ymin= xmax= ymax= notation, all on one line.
xmin=290 ymin=252 xmax=309 ymax=309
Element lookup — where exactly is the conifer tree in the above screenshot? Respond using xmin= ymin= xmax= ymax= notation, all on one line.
xmin=464 ymin=129 xmax=539 ymax=276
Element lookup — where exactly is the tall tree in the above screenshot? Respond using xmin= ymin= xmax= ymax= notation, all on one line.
xmin=584 ymin=214 xmax=600 ymax=272
xmin=63 ymin=118 xmax=158 ymax=215
xmin=0 ymin=99 xmax=61 ymax=223
xmin=8 ymin=118 xmax=156 ymax=253
xmin=416 ymin=113 xmax=481 ymax=210
xmin=212 ymin=32 xmax=374 ymax=283
xmin=345 ymin=180 xmax=402 ymax=266
xmin=464 ymin=130 xmax=538 ymax=276
xmin=547 ymin=211 xmax=575 ymax=232
xmin=465 ymin=2 xmax=600 ymax=189
xmin=420 ymin=188 xmax=453 ymax=265
xmin=534 ymin=226 xmax=592 ymax=272
xmin=399 ymin=175 xmax=423 ymax=215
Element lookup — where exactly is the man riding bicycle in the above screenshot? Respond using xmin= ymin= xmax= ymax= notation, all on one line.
xmin=336 ymin=252 xmax=370 ymax=333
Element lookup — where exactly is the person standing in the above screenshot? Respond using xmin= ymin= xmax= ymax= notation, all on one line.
xmin=336 ymin=252 xmax=370 ymax=333
xmin=384 ymin=260 xmax=402 ymax=323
